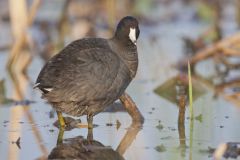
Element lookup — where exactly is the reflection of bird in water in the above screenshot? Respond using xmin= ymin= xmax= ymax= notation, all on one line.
xmin=48 ymin=122 xmax=142 ymax=160
xmin=34 ymin=16 xmax=141 ymax=129
xmin=48 ymin=135 xmax=124 ymax=160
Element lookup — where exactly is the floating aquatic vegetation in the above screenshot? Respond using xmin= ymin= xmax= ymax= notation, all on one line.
xmin=155 ymin=144 xmax=167 ymax=153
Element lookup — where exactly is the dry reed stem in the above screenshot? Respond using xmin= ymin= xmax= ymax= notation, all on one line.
xmin=119 ymin=92 xmax=144 ymax=124
xmin=7 ymin=70 xmax=48 ymax=156
xmin=189 ymin=33 xmax=240 ymax=65
xmin=7 ymin=0 xmax=41 ymax=70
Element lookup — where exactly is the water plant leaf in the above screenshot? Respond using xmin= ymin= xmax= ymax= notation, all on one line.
xmin=155 ymin=144 xmax=166 ymax=152
xmin=116 ymin=120 xmax=121 ymax=130
xmin=195 ymin=114 xmax=203 ymax=123
xmin=156 ymin=123 xmax=164 ymax=131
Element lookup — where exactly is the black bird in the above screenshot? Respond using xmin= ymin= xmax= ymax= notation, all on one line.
xmin=48 ymin=136 xmax=124 ymax=160
xmin=34 ymin=16 xmax=140 ymax=128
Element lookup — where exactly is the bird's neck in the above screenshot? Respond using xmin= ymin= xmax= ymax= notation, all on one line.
xmin=109 ymin=37 xmax=138 ymax=78
xmin=112 ymin=34 xmax=135 ymax=46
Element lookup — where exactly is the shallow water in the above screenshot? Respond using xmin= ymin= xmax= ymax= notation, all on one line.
xmin=1 ymin=1 xmax=240 ymax=160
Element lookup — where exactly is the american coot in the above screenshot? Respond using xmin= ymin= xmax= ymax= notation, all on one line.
xmin=48 ymin=136 xmax=125 ymax=160
xmin=34 ymin=16 xmax=141 ymax=128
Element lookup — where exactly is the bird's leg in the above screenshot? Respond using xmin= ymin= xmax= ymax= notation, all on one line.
xmin=87 ymin=114 xmax=93 ymax=129
xmin=57 ymin=127 xmax=65 ymax=145
xmin=119 ymin=92 xmax=144 ymax=124
xmin=87 ymin=127 xmax=93 ymax=142
xmin=57 ymin=111 xmax=66 ymax=128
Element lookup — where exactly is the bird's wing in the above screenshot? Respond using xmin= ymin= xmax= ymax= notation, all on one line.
xmin=35 ymin=44 xmax=120 ymax=103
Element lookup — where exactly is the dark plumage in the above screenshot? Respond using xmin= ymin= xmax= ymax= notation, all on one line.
xmin=34 ymin=16 xmax=140 ymax=127
xmin=48 ymin=136 xmax=124 ymax=160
